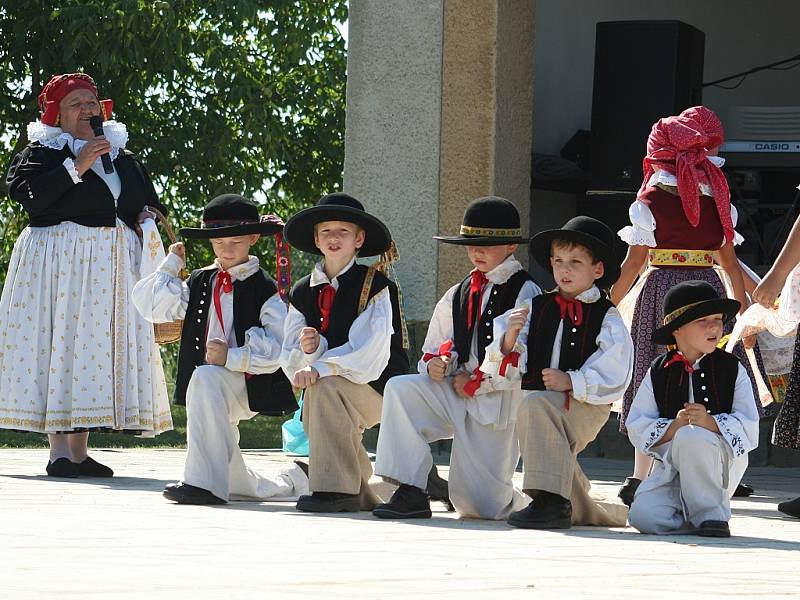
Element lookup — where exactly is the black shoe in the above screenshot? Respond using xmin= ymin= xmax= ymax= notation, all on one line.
xmin=46 ymin=457 xmax=79 ymax=478
xmin=426 ymin=464 xmax=455 ymax=512
xmin=373 ymin=484 xmax=432 ymax=519
xmin=163 ymin=482 xmax=227 ymax=505
xmin=617 ymin=477 xmax=641 ymax=507
xmin=777 ymin=496 xmax=800 ymax=518
xmin=696 ymin=520 xmax=731 ymax=537
xmin=293 ymin=460 xmax=309 ymax=478
xmin=296 ymin=491 xmax=360 ymax=513
xmin=77 ymin=456 xmax=114 ymax=477
xmin=732 ymin=482 xmax=754 ymax=497
xmin=508 ymin=491 xmax=572 ymax=529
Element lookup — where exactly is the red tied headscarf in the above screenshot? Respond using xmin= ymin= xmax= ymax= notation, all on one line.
xmin=639 ymin=109 xmax=734 ymax=243
xmin=37 ymin=73 xmax=114 ymax=126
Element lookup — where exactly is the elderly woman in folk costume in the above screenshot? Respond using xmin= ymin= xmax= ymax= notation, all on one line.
xmin=0 ymin=73 xmax=172 ymax=477
xmin=609 ymin=106 xmax=765 ymax=505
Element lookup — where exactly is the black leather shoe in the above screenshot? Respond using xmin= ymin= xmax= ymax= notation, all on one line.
xmin=732 ymin=482 xmax=754 ymax=497
xmin=373 ymin=484 xmax=432 ymax=519
xmin=296 ymin=491 xmax=360 ymax=513
xmin=508 ymin=491 xmax=572 ymax=529
xmin=163 ymin=482 xmax=226 ymax=505
xmin=617 ymin=477 xmax=641 ymax=507
xmin=77 ymin=456 xmax=114 ymax=477
xmin=426 ymin=464 xmax=454 ymax=511
xmin=777 ymin=496 xmax=800 ymax=518
xmin=46 ymin=457 xmax=79 ymax=478
xmin=696 ymin=520 xmax=731 ymax=537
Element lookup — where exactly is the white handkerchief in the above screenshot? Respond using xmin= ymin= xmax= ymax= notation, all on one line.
xmin=139 ymin=218 xmax=166 ymax=279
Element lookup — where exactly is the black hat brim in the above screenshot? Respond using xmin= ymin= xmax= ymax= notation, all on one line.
xmin=433 ymin=235 xmax=529 ymax=246
xmin=283 ymin=205 xmax=391 ymax=257
xmin=180 ymin=221 xmax=283 ymax=239
xmin=652 ymin=298 xmax=741 ymax=345
xmin=530 ymin=229 xmax=621 ymax=289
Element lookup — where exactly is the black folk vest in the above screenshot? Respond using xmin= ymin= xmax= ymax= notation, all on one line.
xmin=451 ymin=270 xmax=533 ymax=367
xmin=522 ymin=292 xmax=613 ymax=391
xmin=174 ymin=267 xmax=298 ymax=416
xmin=650 ymin=348 xmax=738 ymax=418
xmin=288 ymin=263 xmax=409 ymax=395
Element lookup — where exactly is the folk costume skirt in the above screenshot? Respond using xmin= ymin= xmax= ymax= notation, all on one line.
xmin=0 ymin=220 xmax=172 ymax=435
xmin=773 ymin=333 xmax=800 ymax=449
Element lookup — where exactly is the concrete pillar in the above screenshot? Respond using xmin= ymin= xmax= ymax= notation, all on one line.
xmin=344 ymin=0 xmax=536 ymax=344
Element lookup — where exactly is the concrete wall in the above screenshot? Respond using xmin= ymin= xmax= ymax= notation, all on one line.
xmin=532 ymin=0 xmax=800 ymax=156
xmin=343 ymin=1 xmax=444 ymax=322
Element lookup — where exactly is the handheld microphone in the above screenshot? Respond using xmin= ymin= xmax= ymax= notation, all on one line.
xmin=88 ymin=115 xmax=115 ymax=174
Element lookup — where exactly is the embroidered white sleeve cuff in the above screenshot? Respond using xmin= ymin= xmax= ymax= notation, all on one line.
xmin=567 ymin=370 xmax=587 ymax=402
xmin=62 ymin=158 xmax=82 ymax=184
xmin=641 ymin=418 xmax=672 ymax=458
xmin=713 ymin=414 xmax=752 ymax=457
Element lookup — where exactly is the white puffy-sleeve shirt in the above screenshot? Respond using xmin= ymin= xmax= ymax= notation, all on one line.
xmin=627 ymin=360 xmax=759 ymax=460
xmin=279 ymin=258 xmax=394 ymax=385
xmin=132 ymin=253 xmax=286 ymax=375
xmin=483 ymin=285 xmax=633 ymax=405
xmin=617 ymin=156 xmax=744 ymax=248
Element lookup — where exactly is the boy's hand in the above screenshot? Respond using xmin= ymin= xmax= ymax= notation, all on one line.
xmin=682 ymin=402 xmax=720 ymax=432
xmin=299 ymin=327 xmax=321 ymax=354
xmin=541 ymin=368 xmax=572 ymax=392
xmin=501 ymin=306 xmax=530 ymax=355
xmin=293 ymin=366 xmax=319 ymax=389
xmin=656 ymin=409 xmax=690 ymax=446
xmin=205 ymin=337 xmax=228 ymax=365
xmin=452 ymin=372 xmax=473 ymax=399
xmin=427 ymin=355 xmax=449 ymax=381
xmin=169 ymin=242 xmax=186 ymax=262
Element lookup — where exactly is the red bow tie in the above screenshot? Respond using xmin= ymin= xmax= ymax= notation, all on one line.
xmin=467 ymin=270 xmax=488 ymax=330
xmin=317 ymin=284 xmax=336 ymax=334
xmin=554 ymin=294 xmax=583 ymax=326
xmin=213 ymin=270 xmax=234 ymax=333
xmin=664 ymin=352 xmax=695 ymax=373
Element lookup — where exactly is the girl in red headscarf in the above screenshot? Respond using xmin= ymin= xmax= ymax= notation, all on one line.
xmin=609 ymin=106 xmax=763 ymax=505
xmin=0 ymin=73 xmax=173 ymax=477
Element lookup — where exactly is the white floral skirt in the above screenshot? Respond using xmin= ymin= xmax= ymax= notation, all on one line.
xmin=0 ymin=220 xmax=172 ymax=435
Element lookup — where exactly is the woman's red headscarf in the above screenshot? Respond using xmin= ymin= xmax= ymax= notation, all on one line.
xmin=639 ymin=106 xmax=733 ymax=243
xmin=37 ymin=73 xmax=113 ymax=126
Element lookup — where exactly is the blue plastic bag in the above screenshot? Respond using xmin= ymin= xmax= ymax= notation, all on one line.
xmin=281 ymin=393 xmax=308 ymax=456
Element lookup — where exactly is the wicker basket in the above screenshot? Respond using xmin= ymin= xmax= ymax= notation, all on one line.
xmin=149 ymin=207 xmax=186 ymax=345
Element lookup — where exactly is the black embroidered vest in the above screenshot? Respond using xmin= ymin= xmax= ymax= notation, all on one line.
xmin=289 ymin=263 xmax=409 ymax=395
xmin=522 ymin=292 xmax=613 ymax=391
xmin=174 ymin=267 xmax=298 ymax=416
xmin=451 ymin=270 xmax=533 ymax=367
xmin=650 ymin=348 xmax=738 ymax=419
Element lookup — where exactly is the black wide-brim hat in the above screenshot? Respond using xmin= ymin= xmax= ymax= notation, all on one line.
xmin=652 ymin=280 xmax=740 ymax=345
xmin=433 ymin=196 xmax=529 ymax=246
xmin=282 ymin=193 xmax=391 ymax=257
xmin=530 ymin=216 xmax=621 ymax=289
xmin=180 ymin=194 xmax=284 ymax=239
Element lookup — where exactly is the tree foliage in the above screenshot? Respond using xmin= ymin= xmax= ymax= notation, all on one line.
xmin=0 ymin=0 xmax=347 ymax=272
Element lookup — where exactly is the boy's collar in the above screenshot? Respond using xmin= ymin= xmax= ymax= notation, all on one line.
xmin=212 ymin=256 xmax=260 ymax=281
xmin=477 ymin=254 xmax=522 ymax=285
xmin=556 ymin=285 xmax=601 ymax=303
xmin=311 ymin=256 xmax=356 ymax=287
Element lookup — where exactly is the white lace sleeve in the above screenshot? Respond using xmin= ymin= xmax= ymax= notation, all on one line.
xmin=626 ymin=369 xmax=672 ymax=459
xmin=712 ymin=364 xmax=760 ymax=457
xmin=617 ymin=200 xmax=656 ymax=247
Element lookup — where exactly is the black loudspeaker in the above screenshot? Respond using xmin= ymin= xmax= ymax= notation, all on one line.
xmin=589 ymin=20 xmax=705 ymax=192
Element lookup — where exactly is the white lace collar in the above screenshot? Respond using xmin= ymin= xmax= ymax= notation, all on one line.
xmin=27 ymin=120 xmax=129 ymax=161
xmin=574 ymin=285 xmax=601 ymax=303
xmin=212 ymin=256 xmax=260 ymax=281
xmin=481 ymin=254 xmax=523 ymax=285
